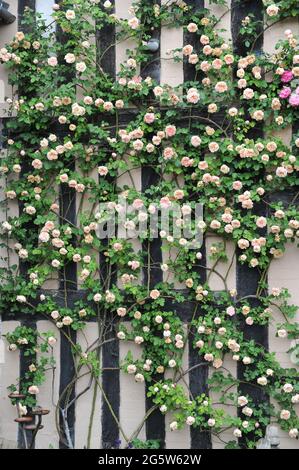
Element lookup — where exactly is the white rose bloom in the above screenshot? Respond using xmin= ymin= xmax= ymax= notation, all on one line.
xmin=186 ymin=416 xmax=195 ymax=426
xmin=170 ymin=421 xmax=178 ymax=431
xmin=65 ymin=10 xmax=75 ymax=20
xmin=28 ymin=385 xmax=39 ymax=395
xmin=117 ymin=308 xmax=127 ymax=317
xmin=25 ymin=206 xmax=36 ymax=215
xmin=72 ymin=103 xmax=86 ymax=116
xmin=257 ymin=376 xmax=267 ymax=386
xmin=135 ymin=336 xmax=144 ymax=345
xmin=51 ymin=310 xmax=59 ymax=320
xmin=291 ymin=394 xmax=299 ymax=404
xmin=277 ymin=329 xmax=287 ymax=338
xmin=242 ymin=406 xmax=253 ymax=417
xmin=18 ymin=249 xmax=28 ymax=259
xmin=127 ymin=364 xmax=137 ymax=374
xmin=233 ymin=428 xmax=242 ymax=438
xmin=242 ymin=356 xmax=251 ymax=365
xmin=62 ymin=316 xmax=73 ymax=326
xmin=64 ymin=53 xmax=76 ymax=63
xmin=283 ymin=383 xmax=293 ymax=393
xmin=128 ymin=17 xmax=140 ymax=30
xmin=280 ymin=409 xmax=291 ymax=420
xmin=76 ymin=62 xmax=87 ymax=73
xmin=48 ymin=336 xmax=57 ymax=346
xmin=135 ymin=373 xmax=145 ymax=383
xmin=237 ymin=396 xmax=248 ymax=407
xmin=39 ymin=231 xmax=50 ymax=243
xmin=266 ymin=5 xmax=279 ymax=17
xmin=2 ymin=221 xmax=12 ymax=232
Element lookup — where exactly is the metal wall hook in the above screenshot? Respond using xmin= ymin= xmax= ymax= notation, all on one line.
xmin=143 ymin=38 xmax=160 ymax=53
xmin=0 ymin=2 xmax=16 ymax=25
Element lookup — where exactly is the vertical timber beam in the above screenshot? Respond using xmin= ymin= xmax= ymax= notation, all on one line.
xmin=140 ymin=0 xmax=165 ymax=448
xmin=232 ymin=0 xmax=269 ymax=448
xmin=97 ymin=1 xmax=120 ymax=449
xmin=183 ymin=0 xmax=205 ymax=83
xmin=18 ymin=0 xmax=35 ymax=28
xmin=184 ymin=0 xmax=212 ymax=450
xmin=56 ymin=1 xmax=77 ymax=448
xmin=17 ymin=0 xmax=37 ymax=449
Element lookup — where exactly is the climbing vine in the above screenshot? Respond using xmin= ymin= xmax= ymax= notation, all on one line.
xmin=0 ymin=0 xmax=299 ymax=449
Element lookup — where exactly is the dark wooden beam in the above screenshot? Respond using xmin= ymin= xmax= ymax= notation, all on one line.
xmin=183 ymin=0 xmax=212 ymax=450
xmin=95 ymin=6 xmax=120 ymax=449
xmin=139 ymin=1 xmax=166 ymax=447
xmin=232 ymin=0 xmax=269 ymax=448
xmin=183 ymin=0 xmax=205 ymax=83
xmin=96 ymin=0 xmax=116 ymax=78
xmin=54 ymin=4 xmax=78 ymax=447
xmin=231 ymin=0 xmax=264 ymax=55
xmin=16 ymin=1 xmax=37 ymax=449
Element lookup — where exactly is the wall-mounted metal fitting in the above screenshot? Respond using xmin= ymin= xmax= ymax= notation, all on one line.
xmin=143 ymin=38 xmax=160 ymax=53
xmin=0 ymin=2 xmax=16 ymax=25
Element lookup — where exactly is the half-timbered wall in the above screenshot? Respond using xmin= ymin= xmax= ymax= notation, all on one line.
xmin=0 ymin=0 xmax=299 ymax=449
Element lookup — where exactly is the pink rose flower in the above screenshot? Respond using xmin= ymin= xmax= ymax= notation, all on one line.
xmin=226 ymin=306 xmax=236 ymax=316
xmin=181 ymin=157 xmax=194 ymax=167
xmin=150 ymin=289 xmax=160 ymax=300
xmin=98 ymin=166 xmax=108 ymax=176
xmin=48 ymin=56 xmax=58 ymax=67
xmin=289 ymin=94 xmax=299 ymax=107
xmin=165 ymin=125 xmax=176 ymax=138
xmin=281 ymin=70 xmax=293 ymax=83
xmin=144 ymin=113 xmax=155 ymax=124
xmin=163 ymin=147 xmax=175 ymax=160
xmin=279 ymin=87 xmax=291 ymax=99
xmin=132 ymin=198 xmax=144 ymax=210
xmin=256 ymin=216 xmax=267 ymax=228
xmin=160 ymin=197 xmax=171 ymax=209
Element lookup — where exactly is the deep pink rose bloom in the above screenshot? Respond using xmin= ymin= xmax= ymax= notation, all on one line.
xmin=281 ymin=70 xmax=294 ymax=83
xmin=289 ymin=94 xmax=299 ymax=107
xmin=279 ymin=87 xmax=291 ymax=99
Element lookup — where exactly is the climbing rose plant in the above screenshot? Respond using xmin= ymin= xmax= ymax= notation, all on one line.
xmin=0 ymin=0 xmax=299 ymax=449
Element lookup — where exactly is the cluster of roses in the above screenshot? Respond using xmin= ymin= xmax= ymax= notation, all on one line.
xmin=116 ymin=296 xmax=186 ymax=384
xmin=6 ymin=327 xmax=57 ymax=401
xmin=279 ymin=68 xmax=299 ymax=108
